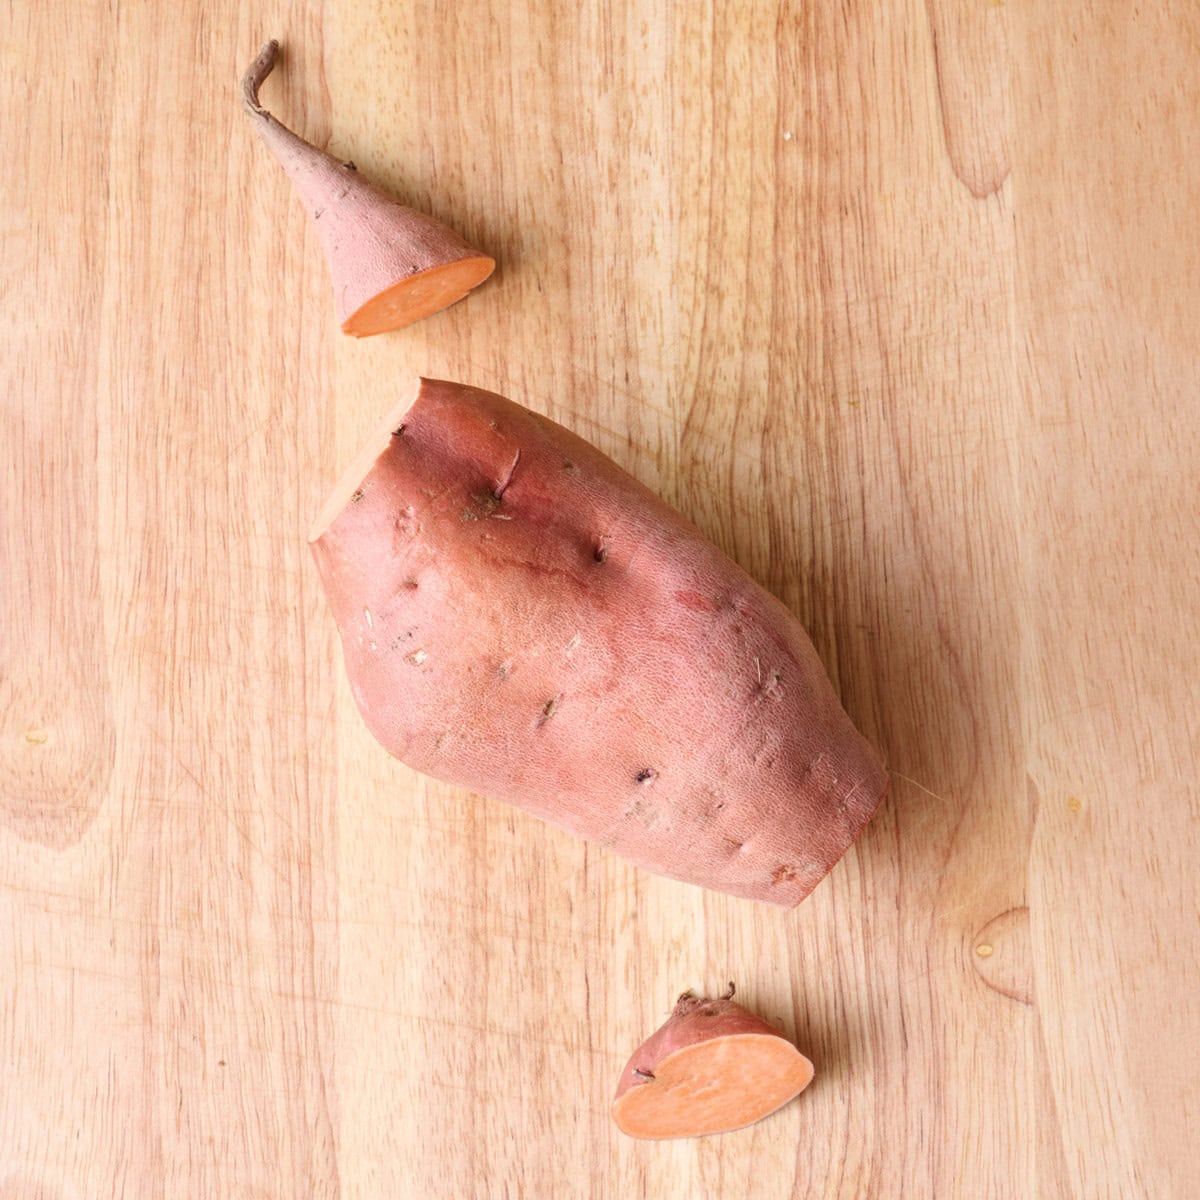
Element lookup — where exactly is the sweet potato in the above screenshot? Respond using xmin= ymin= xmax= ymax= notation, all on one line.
xmin=240 ymin=40 xmax=494 ymax=336
xmin=612 ymin=986 xmax=814 ymax=1139
xmin=309 ymin=378 xmax=887 ymax=905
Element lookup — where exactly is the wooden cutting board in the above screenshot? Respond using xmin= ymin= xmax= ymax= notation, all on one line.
xmin=3 ymin=2 xmax=1198 ymax=1196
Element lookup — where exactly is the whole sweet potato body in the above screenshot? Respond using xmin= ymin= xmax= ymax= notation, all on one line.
xmin=310 ymin=378 xmax=887 ymax=905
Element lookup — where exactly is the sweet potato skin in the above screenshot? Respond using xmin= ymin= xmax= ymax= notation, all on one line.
xmin=311 ymin=378 xmax=887 ymax=905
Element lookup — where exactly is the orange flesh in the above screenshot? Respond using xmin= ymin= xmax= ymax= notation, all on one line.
xmin=611 ymin=1033 xmax=814 ymax=1140
xmin=341 ymin=255 xmax=495 ymax=336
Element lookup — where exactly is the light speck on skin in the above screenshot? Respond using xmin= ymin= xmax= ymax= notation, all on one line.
xmin=782 ymin=130 xmax=793 ymax=141
xmin=564 ymin=634 xmax=581 ymax=655
xmin=976 ymin=943 xmax=994 ymax=958
xmin=364 ymin=608 xmax=373 ymax=628
xmin=25 ymin=728 xmax=48 ymax=745
xmin=407 ymin=649 xmax=428 ymax=666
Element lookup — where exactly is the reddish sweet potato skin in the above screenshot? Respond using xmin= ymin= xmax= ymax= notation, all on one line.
xmin=311 ymin=378 xmax=887 ymax=905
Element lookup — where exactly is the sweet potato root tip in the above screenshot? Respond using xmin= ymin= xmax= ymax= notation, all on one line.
xmin=240 ymin=40 xmax=495 ymax=336
xmin=240 ymin=39 xmax=281 ymax=118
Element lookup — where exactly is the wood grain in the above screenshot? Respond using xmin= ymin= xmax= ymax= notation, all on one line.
xmin=3 ymin=1 xmax=1198 ymax=1197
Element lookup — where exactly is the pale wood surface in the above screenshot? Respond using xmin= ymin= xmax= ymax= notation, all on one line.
xmin=3 ymin=2 xmax=1198 ymax=1197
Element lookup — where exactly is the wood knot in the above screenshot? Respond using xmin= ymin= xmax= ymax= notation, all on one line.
xmin=971 ymin=906 xmax=1033 ymax=1005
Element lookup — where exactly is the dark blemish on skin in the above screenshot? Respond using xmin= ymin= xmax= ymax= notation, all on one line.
xmin=536 ymin=694 xmax=563 ymax=726
xmin=632 ymin=1068 xmax=655 ymax=1082
xmin=772 ymin=864 xmax=798 ymax=885
xmin=393 ymin=423 xmax=407 ymax=437
xmin=403 ymin=578 xmax=419 ymax=590
xmin=342 ymin=160 xmax=357 ymax=171
xmin=496 ymin=660 xmax=513 ymax=680
xmin=635 ymin=768 xmax=656 ymax=784
xmin=462 ymin=491 xmax=501 ymax=522
xmin=594 ymin=545 xmax=608 ymax=564
xmin=351 ymin=489 xmax=364 ymax=503
xmin=562 ymin=460 xmax=579 ymax=474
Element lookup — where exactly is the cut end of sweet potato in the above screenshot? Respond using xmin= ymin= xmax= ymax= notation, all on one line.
xmin=611 ymin=1032 xmax=814 ymax=1140
xmin=308 ymin=380 xmax=423 ymax=542
xmin=340 ymin=254 xmax=495 ymax=337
